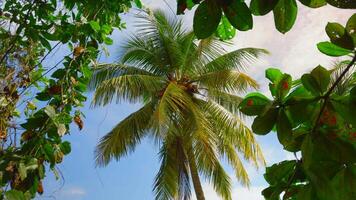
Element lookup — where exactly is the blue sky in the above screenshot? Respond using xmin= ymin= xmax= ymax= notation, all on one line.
xmin=35 ymin=1 xmax=354 ymax=199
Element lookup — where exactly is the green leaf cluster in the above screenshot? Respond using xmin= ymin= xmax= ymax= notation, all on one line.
xmin=177 ymin=0 xmax=356 ymax=39
xmin=239 ymin=14 xmax=356 ymax=199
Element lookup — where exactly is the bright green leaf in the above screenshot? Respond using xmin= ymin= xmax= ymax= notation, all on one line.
xmin=317 ymin=41 xmax=352 ymax=57
xmin=239 ymin=92 xmax=271 ymax=116
xmin=216 ymin=15 xmax=236 ymax=40
xmin=89 ymin=21 xmax=101 ymax=32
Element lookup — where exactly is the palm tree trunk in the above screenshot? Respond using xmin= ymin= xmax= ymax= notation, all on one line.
xmin=188 ymin=152 xmax=205 ymax=200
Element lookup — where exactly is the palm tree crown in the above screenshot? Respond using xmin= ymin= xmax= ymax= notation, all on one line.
xmin=90 ymin=10 xmax=267 ymax=200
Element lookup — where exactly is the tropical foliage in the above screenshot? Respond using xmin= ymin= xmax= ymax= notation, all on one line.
xmin=176 ymin=0 xmax=356 ymax=39
xmin=238 ymin=14 xmax=356 ymax=200
xmin=90 ymin=10 xmax=267 ymax=200
xmin=0 ymin=0 xmax=141 ymax=199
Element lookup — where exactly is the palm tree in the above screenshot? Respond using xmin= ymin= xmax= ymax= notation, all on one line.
xmin=90 ymin=10 xmax=266 ymax=200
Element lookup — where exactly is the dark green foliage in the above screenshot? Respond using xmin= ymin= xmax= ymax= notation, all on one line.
xmin=177 ymin=0 xmax=356 ymax=39
xmin=239 ymin=15 xmax=356 ymax=199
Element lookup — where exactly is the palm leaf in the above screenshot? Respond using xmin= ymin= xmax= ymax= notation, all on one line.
xmin=95 ymin=101 xmax=156 ymax=166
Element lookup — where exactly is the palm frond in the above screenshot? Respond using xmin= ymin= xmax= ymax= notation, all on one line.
xmin=196 ymin=70 xmax=259 ymax=93
xmin=154 ymin=135 xmax=191 ymax=200
xmin=201 ymin=48 xmax=269 ymax=74
xmin=89 ymin=63 xmax=157 ymax=90
xmin=207 ymin=89 xmax=244 ymax=115
xmin=95 ymin=101 xmax=156 ymax=166
xmin=92 ymin=74 xmax=164 ymax=106
xmin=203 ymin=100 xmax=265 ymax=167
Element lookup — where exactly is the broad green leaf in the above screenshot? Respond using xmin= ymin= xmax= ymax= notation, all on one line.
xmin=346 ymin=14 xmax=356 ymax=46
xmin=60 ymin=141 xmax=71 ymax=155
xmin=266 ymin=68 xmax=283 ymax=83
xmin=252 ymin=108 xmax=278 ymax=135
xmin=264 ymin=160 xmax=297 ymax=185
xmin=276 ymin=109 xmax=294 ymax=149
xmin=301 ymin=74 xmax=321 ymax=95
xmin=277 ymin=73 xmax=292 ymax=99
xmin=317 ymin=41 xmax=352 ymax=56
xmin=310 ymin=65 xmax=330 ymax=94
xmin=250 ymin=0 xmax=279 ymax=16
xmin=223 ymin=0 xmax=253 ymax=31
xmin=273 ymin=0 xmax=298 ymax=34
xmin=326 ymin=0 xmax=356 ymax=9
xmin=239 ymin=92 xmax=271 ymax=116
xmin=5 ymin=190 xmax=25 ymax=200
xmin=325 ymin=22 xmax=354 ymax=50
xmin=299 ymin=0 xmax=326 ymax=8
xmin=89 ymin=21 xmax=101 ymax=32
xmin=216 ymin=15 xmax=236 ymax=40
xmin=193 ymin=0 xmax=221 ymax=39
xmin=331 ymin=97 xmax=356 ymax=127
xmin=44 ymin=105 xmax=56 ymax=119
xmin=286 ymin=96 xmax=319 ymax=125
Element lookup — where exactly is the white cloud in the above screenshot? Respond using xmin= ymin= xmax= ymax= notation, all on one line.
xmin=195 ymin=183 xmax=264 ymax=200
xmin=51 ymin=186 xmax=86 ymax=200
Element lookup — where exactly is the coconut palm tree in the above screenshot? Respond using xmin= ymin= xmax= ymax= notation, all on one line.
xmin=90 ymin=10 xmax=267 ymax=200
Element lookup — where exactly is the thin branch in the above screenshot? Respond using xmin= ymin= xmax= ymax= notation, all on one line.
xmin=313 ymin=52 xmax=356 ymax=133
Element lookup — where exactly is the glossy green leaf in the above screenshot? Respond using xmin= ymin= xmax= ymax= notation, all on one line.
xmin=104 ymin=37 xmax=113 ymax=45
xmin=276 ymin=109 xmax=294 ymax=148
xmin=216 ymin=15 xmax=236 ymax=40
xmin=317 ymin=41 xmax=352 ymax=57
xmin=264 ymin=160 xmax=297 ymax=185
xmin=277 ymin=73 xmax=292 ymax=99
xmin=325 ymin=22 xmax=354 ymax=50
xmin=193 ymin=0 xmax=221 ymax=39
xmin=273 ymin=0 xmax=298 ymax=34
xmin=310 ymin=65 xmax=331 ymax=93
xmin=252 ymin=108 xmax=279 ymax=135
xmin=266 ymin=68 xmax=283 ymax=83
xmin=89 ymin=21 xmax=101 ymax=32
xmin=239 ymin=92 xmax=271 ymax=116
xmin=223 ymin=0 xmax=253 ymax=31
xmin=299 ymin=0 xmax=326 ymax=8
xmin=346 ymin=13 xmax=356 ymax=46
xmin=250 ymin=0 xmax=279 ymax=16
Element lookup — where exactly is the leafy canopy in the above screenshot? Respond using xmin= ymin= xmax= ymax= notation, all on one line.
xmin=238 ymin=13 xmax=356 ymax=200
xmin=176 ymin=0 xmax=356 ymax=39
